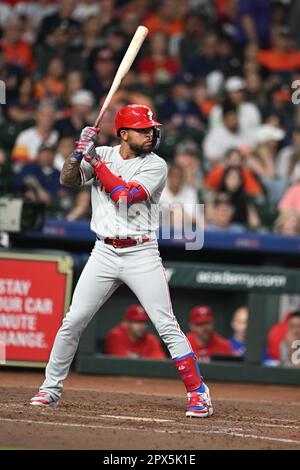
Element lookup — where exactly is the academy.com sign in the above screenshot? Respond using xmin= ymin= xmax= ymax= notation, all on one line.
xmin=196 ymin=270 xmax=287 ymax=289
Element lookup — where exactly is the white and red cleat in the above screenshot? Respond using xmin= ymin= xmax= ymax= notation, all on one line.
xmin=30 ymin=391 xmax=59 ymax=408
xmin=186 ymin=383 xmax=213 ymax=418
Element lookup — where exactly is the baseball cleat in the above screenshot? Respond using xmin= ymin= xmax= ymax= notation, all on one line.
xmin=30 ymin=391 xmax=59 ymax=408
xmin=186 ymin=384 xmax=213 ymax=418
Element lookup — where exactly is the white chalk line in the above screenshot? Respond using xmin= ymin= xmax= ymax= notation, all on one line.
xmin=55 ymin=413 xmax=172 ymax=424
xmin=212 ymin=414 xmax=300 ymax=424
xmin=213 ymin=421 xmax=300 ymax=430
xmin=0 ymin=405 xmax=172 ymax=423
xmin=257 ymin=423 xmax=300 ymax=430
xmin=202 ymin=418 xmax=300 ymax=430
xmin=0 ymin=404 xmax=299 ymax=430
xmin=1 ymin=416 xmax=300 ymax=447
xmin=259 ymin=416 xmax=300 ymax=424
xmin=216 ymin=397 xmax=300 ymax=406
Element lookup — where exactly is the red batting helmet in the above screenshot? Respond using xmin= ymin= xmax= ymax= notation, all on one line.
xmin=115 ymin=104 xmax=161 ymax=135
xmin=124 ymin=304 xmax=148 ymax=322
xmin=190 ymin=306 xmax=214 ymax=325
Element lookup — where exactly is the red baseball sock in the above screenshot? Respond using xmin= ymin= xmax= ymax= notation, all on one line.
xmin=174 ymin=352 xmax=205 ymax=393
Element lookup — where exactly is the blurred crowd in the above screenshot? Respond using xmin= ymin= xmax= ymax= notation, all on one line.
xmin=2 ymin=0 xmax=300 ymax=234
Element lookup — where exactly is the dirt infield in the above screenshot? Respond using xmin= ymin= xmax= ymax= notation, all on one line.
xmin=0 ymin=370 xmax=299 ymax=450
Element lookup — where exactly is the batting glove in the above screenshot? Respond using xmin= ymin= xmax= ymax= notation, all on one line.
xmin=83 ymin=145 xmax=102 ymax=167
xmin=75 ymin=126 xmax=100 ymax=156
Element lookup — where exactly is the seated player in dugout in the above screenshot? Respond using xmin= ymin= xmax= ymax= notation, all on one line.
xmin=266 ymin=310 xmax=293 ymax=361
xmin=279 ymin=311 xmax=300 ymax=368
xmin=104 ymin=304 xmax=166 ymax=359
xmin=30 ymin=104 xmax=214 ymax=418
xmin=229 ymin=306 xmax=248 ymax=356
xmin=266 ymin=310 xmax=300 ymax=367
xmin=186 ymin=306 xmax=234 ymax=362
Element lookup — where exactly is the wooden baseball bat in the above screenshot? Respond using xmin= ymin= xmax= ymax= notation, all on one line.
xmin=94 ymin=25 xmax=149 ymax=128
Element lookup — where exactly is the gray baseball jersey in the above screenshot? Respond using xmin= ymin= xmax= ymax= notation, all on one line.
xmin=79 ymin=145 xmax=168 ymax=238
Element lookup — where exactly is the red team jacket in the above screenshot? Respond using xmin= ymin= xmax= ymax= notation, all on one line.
xmin=186 ymin=331 xmax=233 ymax=361
xmin=104 ymin=322 xmax=166 ymax=359
xmin=266 ymin=312 xmax=293 ymax=360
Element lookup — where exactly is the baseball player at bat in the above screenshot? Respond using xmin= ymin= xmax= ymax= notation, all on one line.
xmin=30 ymin=104 xmax=213 ymax=418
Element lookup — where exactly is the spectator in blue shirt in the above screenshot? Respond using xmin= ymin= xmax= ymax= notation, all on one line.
xmin=235 ymin=0 xmax=272 ymax=48
xmin=183 ymin=32 xmax=222 ymax=80
xmin=157 ymin=74 xmax=205 ymax=130
xmin=229 ymin=306 xmax=248 ymax=356
xmin=15 ymin=142 xmax=72 ymax=215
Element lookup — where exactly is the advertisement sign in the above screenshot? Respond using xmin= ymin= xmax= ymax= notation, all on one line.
xmin=0 ymin=252 xmax=73 ymax=367
xmin=165 ymin=262 xmax=300 ymax=293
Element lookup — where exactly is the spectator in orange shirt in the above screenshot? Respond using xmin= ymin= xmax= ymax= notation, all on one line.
xmin=143 ymin=0 xmax=184 ymax=38
xmin=104 ymin=305 xmax=166 ymax=359
xmin=193 ymin=79 xmax=216 ymax=119
xmin=35 ymin=57 xmax=65 ymax=100
xmin=259 ymin=26 xmax=300 ymax=74
xmin=205 ymin=148 xmax=263 ymax=196
xmin=1 ymin=19 xmax=35 ymax=73
xmin=186 ymin=306 xmax=234 ymax=362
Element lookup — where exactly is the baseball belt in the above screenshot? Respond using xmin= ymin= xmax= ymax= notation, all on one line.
xmin=97 ymin=236 xmax=150 ymax=248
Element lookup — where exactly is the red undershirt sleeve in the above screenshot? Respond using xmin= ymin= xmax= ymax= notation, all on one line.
xmin=93 ymin=161 xmax=148 ymax=204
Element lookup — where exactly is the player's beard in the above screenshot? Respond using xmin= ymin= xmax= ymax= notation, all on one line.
xmin=129 ymin=141 xmax=155 ymax=155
